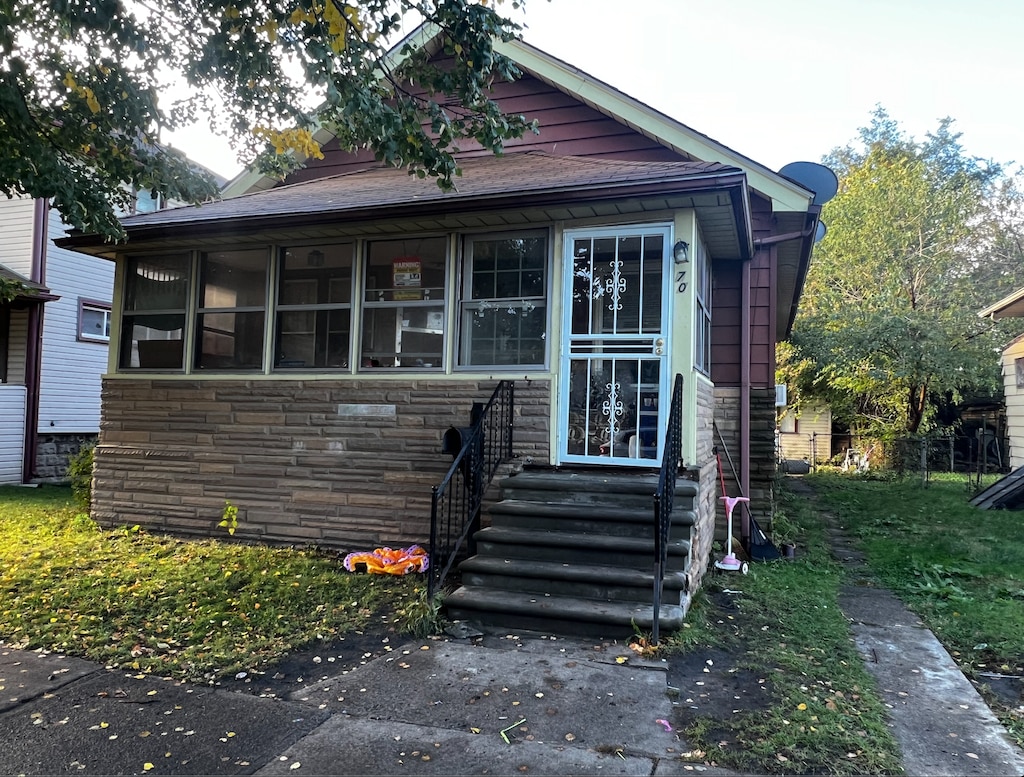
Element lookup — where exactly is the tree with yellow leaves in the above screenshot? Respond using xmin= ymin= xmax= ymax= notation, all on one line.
xmin=0 ymin=0 xmax=535 ymax=239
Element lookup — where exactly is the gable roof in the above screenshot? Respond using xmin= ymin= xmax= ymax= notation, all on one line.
xmin=223 ymin=25 xmax=816 ymax=217
xmin=979 ymin=286 xmax=1024 ymax=320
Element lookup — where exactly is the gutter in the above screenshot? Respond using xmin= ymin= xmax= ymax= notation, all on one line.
xmin=23 ymin=198 xmax=48 ymax=484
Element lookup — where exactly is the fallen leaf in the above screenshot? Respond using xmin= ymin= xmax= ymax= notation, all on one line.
xmin=143 ymin=764 xmax=154 ymax=772
xmin=565 ymin=733 xmax=576 ymax=742
xmin=615 ymin=656 xmax=628 ymax=664
xmin=290 ymin=763 xmax=301 ymax=770
xmin=797 ymin=703 xmax=807 ymax=711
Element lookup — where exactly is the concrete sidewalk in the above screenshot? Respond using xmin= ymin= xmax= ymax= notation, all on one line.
xmin=1 ymin=636 xmax=730 ymax=776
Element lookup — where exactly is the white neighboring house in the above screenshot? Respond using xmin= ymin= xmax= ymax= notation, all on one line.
xmin=979 ymin=288 xmax=1024 ymax=470
xmin=0 ymin=190 xmax=170 ymax=484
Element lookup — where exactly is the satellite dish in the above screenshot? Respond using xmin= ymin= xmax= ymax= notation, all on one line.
xmin=779 ymin=161 xmax=839 ymax=206
xmin=814 ymin=221 xmax=827 ymax=243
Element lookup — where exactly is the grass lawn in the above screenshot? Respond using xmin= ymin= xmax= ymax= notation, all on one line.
xmin=0 ymin=485 xmax=424 ymax=682
xmin=808 ymin=471 xmax=1024 ymax=747
xmin=664 ymin=477 xmax=906 ymax=775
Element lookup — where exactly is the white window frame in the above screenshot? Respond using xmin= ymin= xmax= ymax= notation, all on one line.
xmin=694 ymin=240 xmax=712 ymax=376
xmin=78 ymin=299 xmax=112 ymax=343
xmin=457 ymin=230 xmax=549 ymax=369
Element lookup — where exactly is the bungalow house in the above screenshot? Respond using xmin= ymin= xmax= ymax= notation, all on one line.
xmin=59 ymin=27 xmax=827 ymax=635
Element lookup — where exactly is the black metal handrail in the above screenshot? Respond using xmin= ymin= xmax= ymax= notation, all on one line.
xmin=652 ymin=373 xmax=684 ymax=645
xmin=428 ymin=380 xmax=515 ymax=599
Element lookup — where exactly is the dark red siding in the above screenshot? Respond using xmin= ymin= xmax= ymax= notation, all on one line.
xmin=711 ymin=194 xmax=777 ymax=388
xmin=283 ymin=70 xmax=688 ymax=185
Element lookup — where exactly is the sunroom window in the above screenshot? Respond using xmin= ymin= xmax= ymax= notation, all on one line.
xmin=119 ymin=254 xmax=191 ymax=370
xmin=195 ymin=249 xmax=268 ymax=370
xmin=459 ymin=233 xmax=547 ymax=367
xmin=360 ymin=237 xmax=447 ymax=369
xmin=275 ymin=244 xmax=353 ymax=369
xmin=694 ymin=240 xmax=711 ymax=375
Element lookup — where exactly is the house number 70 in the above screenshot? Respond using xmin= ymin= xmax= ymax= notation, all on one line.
xmin=676 ymin=270 xmax=687 ymax=293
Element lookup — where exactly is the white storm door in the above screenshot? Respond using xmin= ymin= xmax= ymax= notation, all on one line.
xmin=558 ymin=225 xmax=671 ymax=466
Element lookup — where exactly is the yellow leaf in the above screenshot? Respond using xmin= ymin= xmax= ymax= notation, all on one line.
xmin=797 ymin=703 xmax=807 ymax=711
xmin=615 ymin=656 xmax=628 ymax=664
xmin=100 ymin=721 xmax=109 ymax=728
xmin=143 ymin=763 xmax=154 ymax=772
xmin=63 ymin=72 xmax=77 ymax=90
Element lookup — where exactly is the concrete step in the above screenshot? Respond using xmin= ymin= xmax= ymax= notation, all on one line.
xmin=473 ymin=526 xmax=690 ymax=572
xmin=498 ymin=470 xmax=697 ymax=510
xmin=445 ymin=586 xmax=684 ymax=639
xmin=459 ymin=556 xmax=688 ymax=605
xmin=488 ymin=499 xmax=695 ymax=540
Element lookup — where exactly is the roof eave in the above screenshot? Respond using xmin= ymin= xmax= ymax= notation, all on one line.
xmin=60 ymin=169 xmax=751 ymax=255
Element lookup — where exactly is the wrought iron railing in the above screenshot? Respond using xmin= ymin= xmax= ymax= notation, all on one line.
xmin=652 ymin=373 xmax=684 ymax=645
xmin=428 ymin=380 xmax=515 ymax=599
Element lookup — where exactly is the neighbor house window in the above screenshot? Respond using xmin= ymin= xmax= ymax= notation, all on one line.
xmin=120 ymin=254 xmax=191 ymax=370
xmin=459 ymin=232 xmax=547 ymax=366
xmin=694 ymin=240 xmax=711 ymax=375
xmin=195 ymin=249 xmax=268 ymax=370
xmin=275 ymin=243 xmax=353 ymax=369
xmin=78 ymin=299 xmax=111 ymax=343
xmin=360 ymin=237 xmax=447 ymax=368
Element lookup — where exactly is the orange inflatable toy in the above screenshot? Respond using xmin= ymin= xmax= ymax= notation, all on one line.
xmin=343 ymin=545 xmax=430 ymax=575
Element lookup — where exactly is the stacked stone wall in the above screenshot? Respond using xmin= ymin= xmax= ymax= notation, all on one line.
xmin=93 ymin=378 xmax=550 ymax=550
xmin=34 ymin=433 xmax=97 ymax=482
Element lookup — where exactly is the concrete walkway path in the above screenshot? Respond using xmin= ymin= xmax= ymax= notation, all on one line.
xmin=806 ymin=475 xmax=1024 ymax=776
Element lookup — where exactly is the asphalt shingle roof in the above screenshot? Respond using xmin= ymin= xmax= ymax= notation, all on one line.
xmin=115 ymin=151 xmax=740 ymax=231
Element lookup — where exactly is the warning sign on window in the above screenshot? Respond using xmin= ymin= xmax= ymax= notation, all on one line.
xmin=393 ymin=257 xmax=422 ymax=300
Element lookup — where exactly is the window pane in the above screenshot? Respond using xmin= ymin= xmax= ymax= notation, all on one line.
xmin=275 ymin=310 xmax=350 ymax=369
xmin=463 ymin=302 xmax=546 ymax=366
xmin=200 ymin=250 xmax=267 ymax=308
xmin=364 ymin=237 xmax=447 ymax=304
xmin=460 ymin=233 xmax=548 ymax=367
xmin=279 ymin=244 xmax=353 ymax=304
xmin=361 ymin=306 xmax=444 ymax=368
xmin=81 ymin=306 xmax=110 ymax=341
xmin=196 ymin=311 xmax=265 ymax=370
xmin=361 ymin=237 xmax=447 ymax=369
xmin=124 ymin=255 xmax=190 ymax=311
xmin=120 ymin=315 xmax=185 ymax=369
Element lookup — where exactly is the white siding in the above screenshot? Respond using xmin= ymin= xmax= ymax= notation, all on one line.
xmin=0 ymin=384 xmax=26 ymax=483
xmin=778 ymin=403 xmax=832 ymax=464
xmin=1002 ymin=338 xmax=1024 ymax=470
xmin=6 ymin=308 xmax=28 ymax=385
xmin=36 ymin=208 xmax=115 ymax=433
xmin=0 ymin=195 xmax=37 ymax=276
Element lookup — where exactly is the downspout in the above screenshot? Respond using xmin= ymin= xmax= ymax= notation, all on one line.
xmin=23 ymin=198 xmax=48 ymax=483
xmin=740 ymin=256 xmax=751 ymax=544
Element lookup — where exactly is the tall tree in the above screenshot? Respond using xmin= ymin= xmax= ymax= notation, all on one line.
xmin=0 ymin=0 xmax=535 ymax=239
xmin=784 ymin=108 xmax=1023 ymax=437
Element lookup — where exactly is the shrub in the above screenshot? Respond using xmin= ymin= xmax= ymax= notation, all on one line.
xmin=67 ymin=442 xmax=96 ymax=509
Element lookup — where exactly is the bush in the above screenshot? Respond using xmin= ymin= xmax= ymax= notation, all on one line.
xmin=67 ymin=442 xmax=95 ymax=509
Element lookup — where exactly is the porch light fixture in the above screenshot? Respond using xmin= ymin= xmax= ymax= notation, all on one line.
xmin=307 ymin=249 xmax=325 ymax=267
xmin=673 ymin=240 xmax=689 ymax=264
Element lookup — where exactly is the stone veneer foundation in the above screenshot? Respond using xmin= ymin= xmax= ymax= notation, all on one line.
xmin=93 ymin=378 xmax=551 ymax=550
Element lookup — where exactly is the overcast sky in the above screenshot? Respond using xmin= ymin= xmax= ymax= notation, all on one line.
xmin=167 ymin=0 xmax=1024 ymax=179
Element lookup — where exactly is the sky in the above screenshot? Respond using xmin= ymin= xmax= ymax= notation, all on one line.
xmin=166 ymin=0 xmax=1024 ymax=181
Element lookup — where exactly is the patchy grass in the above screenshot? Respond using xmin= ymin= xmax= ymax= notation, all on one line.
xmin=0 ymin=485 xmax=423 ymax=682
xmin=808 ymin=471 xmax=1024 ymax=747
xmin=661 ymin=479 xmax=905 ymax=775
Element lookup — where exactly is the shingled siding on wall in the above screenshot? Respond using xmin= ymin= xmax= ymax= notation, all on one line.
xmin=92 ymin=378 xmax=551 ymax=549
